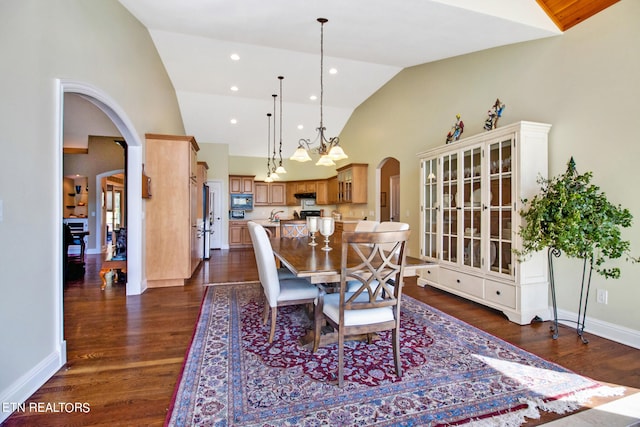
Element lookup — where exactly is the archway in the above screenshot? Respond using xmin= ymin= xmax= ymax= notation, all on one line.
xmin=377 ymin=157 xmax=400 ymax=221
xmin=57 ymin=79 xmax=143 ymax=296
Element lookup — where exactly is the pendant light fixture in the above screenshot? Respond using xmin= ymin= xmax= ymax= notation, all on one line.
xmin=275 ymin=76 xmax=287 ymax=174
xmin=270 ymin=94 xmax=279 ymax=180
xmin=264 ymin=112 xmax=273 ymax=183
xmin=289 ymin=18 xmax=348 ymax=166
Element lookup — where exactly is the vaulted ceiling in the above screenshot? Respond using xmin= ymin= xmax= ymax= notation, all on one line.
xmin=117 ymin=0 xmax=617 ymax=158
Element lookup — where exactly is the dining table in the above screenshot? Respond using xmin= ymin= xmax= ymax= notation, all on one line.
xmin=269 ymin=235 xmax=433 ymax=284
xmin=269 ymin=235 xmax=435 ymax=349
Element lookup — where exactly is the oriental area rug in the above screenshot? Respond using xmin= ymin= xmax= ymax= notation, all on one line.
xmin=166 ymin=284 xmax=623 ymax=426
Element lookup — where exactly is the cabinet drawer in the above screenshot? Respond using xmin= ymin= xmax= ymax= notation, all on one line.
xmin=440 ymin=268 xmax=484 ymax=299
xmin=485 ymin=280 xmax=516 ymax=309
xmin=418 ymin=266 xmax=439 ymax=284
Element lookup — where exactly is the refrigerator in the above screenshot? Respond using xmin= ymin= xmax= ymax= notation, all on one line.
xmin=201 ymin=183 xmax=212 ymax=260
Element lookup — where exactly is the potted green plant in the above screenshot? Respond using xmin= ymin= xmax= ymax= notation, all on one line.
xmin=516 ymin=157 xmax=637 ymax=342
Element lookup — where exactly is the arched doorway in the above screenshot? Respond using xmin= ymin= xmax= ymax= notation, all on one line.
xmin=377 ymin=157 xmax=400 ymax=221
xmin=57 ymin=79 xmax=143 ymax=296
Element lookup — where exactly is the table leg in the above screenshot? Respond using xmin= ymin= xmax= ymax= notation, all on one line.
xmin=99 ymin=268 xmax=110 ymax=290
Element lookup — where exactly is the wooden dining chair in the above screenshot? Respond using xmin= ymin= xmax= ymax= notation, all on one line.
xmin=313 ymin=229 xmax=411 ymax=386
xmin=280 ymin=220 xmax=309 ymax=238
xmin=247 ymin=221 xmax=319 ymax=343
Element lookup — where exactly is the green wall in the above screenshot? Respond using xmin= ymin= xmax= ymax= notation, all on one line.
xmin=339 ymin=0 xmax=640 ymax=334
xmin=0 ymin=0 xmax=184 ymax=412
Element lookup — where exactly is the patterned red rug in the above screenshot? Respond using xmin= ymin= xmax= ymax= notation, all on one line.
xmin=166 ymin=284 xmax=623 ymax=426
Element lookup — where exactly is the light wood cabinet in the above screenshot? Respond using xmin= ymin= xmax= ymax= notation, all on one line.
xmin=229 ymin=220 xmax=252 ymax=247
xmin=417 ymin=121 xmax=551 ymax=324
xmin=315 ymin=180 xmax=329 ymax=205
xmin=327 ymin=176 xmax=339 ymax=204
xmin=229 ymin=175 xmax=254 ymax=193
xmin=286 ymin=180 xmax=317 ymax=205
xmin=254 ymin=182 xmax=286 ymax=206
xmin=145 ymin=134 xmax=200 ymax=287
xmin=296 ymin=181 xmax=317 ymax=193
xmin=332 ymin=220 xmax=357 ymax=243
xmin=337 ymin=163 xmax=368 ymax=204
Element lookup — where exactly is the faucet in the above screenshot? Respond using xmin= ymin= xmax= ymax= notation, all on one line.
xmin=269 ymin=209 xmax=284 ymax=222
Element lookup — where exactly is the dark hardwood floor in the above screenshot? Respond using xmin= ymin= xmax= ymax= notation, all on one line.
xmin=4 ymin=249 xmax=639 ymax=426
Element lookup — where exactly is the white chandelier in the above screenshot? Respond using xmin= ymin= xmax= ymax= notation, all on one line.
xmin=289 ymin=18 xmax=348 ymax=167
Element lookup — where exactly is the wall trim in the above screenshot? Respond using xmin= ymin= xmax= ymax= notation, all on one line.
xmin=556 ymin=308 xmax=640 ymax=350
xmin=0 ymin=349 xmax=64 ymax=423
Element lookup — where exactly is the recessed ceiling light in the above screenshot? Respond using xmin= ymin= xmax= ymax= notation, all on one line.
xmin=297 ymin=124 xmax=304 ymax=130
xmin=230 ymin=86 xmax=239 ymax=92
xmin=230 ymin=53 xmax=240 ymax=61
xmin=230 ymin=118 xmax=237 ymax=124
xmin=309 ymin=95 xmax=317 ymax=101
xmin=329 ymin=68 xmax=338 ymax=74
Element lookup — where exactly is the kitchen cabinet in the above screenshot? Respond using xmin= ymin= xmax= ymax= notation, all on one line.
xmin=332 ymin=220 xmax=357 ymax=243
xmin=337 ymin=163 xmax=368 ymax=204
xmin=229 ymin=220 xmax=252 ymax=247
xmin=315 ymin=180 xmax=329 ymax=205
xmin=416 ymin=121 xmax=551 ymax=324
xmin=286 ymin=180 xmax=317 ymax=205
xmin=229 ymin=175 xmax=254 ymax=194
xmin=327 ymin=176 xmax=339 ymax=204
xmin=145 ymin=133 xmax=200 ymax=287
xmin=254 ymin=182 xmax=286 ymax=206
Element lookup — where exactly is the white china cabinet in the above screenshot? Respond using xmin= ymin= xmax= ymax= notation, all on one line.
xmin=417 ymin=121 xmax=551 ymax=324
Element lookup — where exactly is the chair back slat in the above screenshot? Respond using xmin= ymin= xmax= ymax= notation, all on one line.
xmin=340 ymin=230 xmax=410 ymax=312
xmin=280 ymin=220 xmax=309 ymax=238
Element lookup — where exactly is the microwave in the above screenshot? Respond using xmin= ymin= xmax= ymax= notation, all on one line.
xmin=230 ymin=194 xmax=253 ymax=210
xmin=229 ymin=210 xmax=245 ymax=219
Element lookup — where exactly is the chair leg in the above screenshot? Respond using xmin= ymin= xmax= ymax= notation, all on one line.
xmin=392 ymin=327 xmax=402 ymax=378
xmin=268 ymin=307 xmax=277 ymax=343
xmin=312 ymin=306 xmax=323 ymax=353
xmin=338 ymin=330 xmax=345 ymax=387
xmin=262 ymin=296 xmax=269 ymax=325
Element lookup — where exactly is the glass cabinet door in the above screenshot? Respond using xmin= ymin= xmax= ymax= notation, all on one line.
xmin=422 ymin=157 xmax=438 ymax=259
xmin=462 ymin=146 xmax=483 ymax=269
xmin=488 ymin=137 xmax=513 ymax=276
xmin=441 ymin=153 xmax=458 ymax=263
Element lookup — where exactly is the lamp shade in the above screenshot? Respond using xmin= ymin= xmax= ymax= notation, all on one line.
xmin=290 ymin=147 xmax=312 ymax=162
xmin=315 ymin=155 xmax=335 ymax=166
xmin=328 ymin=145 xmax=348 ymax=160
xmin=275 ymin=165 xmax=287 ymax=174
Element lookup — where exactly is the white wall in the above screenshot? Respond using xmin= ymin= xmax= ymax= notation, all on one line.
xmin=339 ymin=0 xmax=640 ymax=338
xmin=0 ymin=0 xmax=185 ymax=417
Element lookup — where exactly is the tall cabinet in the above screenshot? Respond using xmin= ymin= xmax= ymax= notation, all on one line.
xmin=417 ymin=121 xmax=551 ymax=324
xmin=145 ymin=134 xmax=200 ymax=287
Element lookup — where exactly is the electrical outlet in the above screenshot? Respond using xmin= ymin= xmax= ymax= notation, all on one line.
xmin=596 ymin=289 xmax=608 ymax=304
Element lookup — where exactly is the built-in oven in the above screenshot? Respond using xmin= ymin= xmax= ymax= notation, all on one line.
xmin=230 ymin=194 xmax=253 ymax=210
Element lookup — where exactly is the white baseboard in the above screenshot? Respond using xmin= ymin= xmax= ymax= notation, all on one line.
xmin=0 ymin=346 xmax=65 ymax=423
xmin=556 ymin=308 xmax=640 ymax=350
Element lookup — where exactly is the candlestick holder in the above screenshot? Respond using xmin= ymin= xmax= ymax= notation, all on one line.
xmin=319 ymin=217 xmax=335 ymax=251
xmin=306 ymin=216 xmax=319 ymax=246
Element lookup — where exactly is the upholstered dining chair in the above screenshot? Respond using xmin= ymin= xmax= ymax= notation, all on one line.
xmin=313 ymin=229 xmax=411 ymax=386
xmin=354 ymin=220 xmax=379 ymax=232
xmin=247 ymin=221 xmax=319 ymax=343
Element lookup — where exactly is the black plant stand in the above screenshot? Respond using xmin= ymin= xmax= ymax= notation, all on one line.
xmin=548 ymin=248 xmax=592 ymax=344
